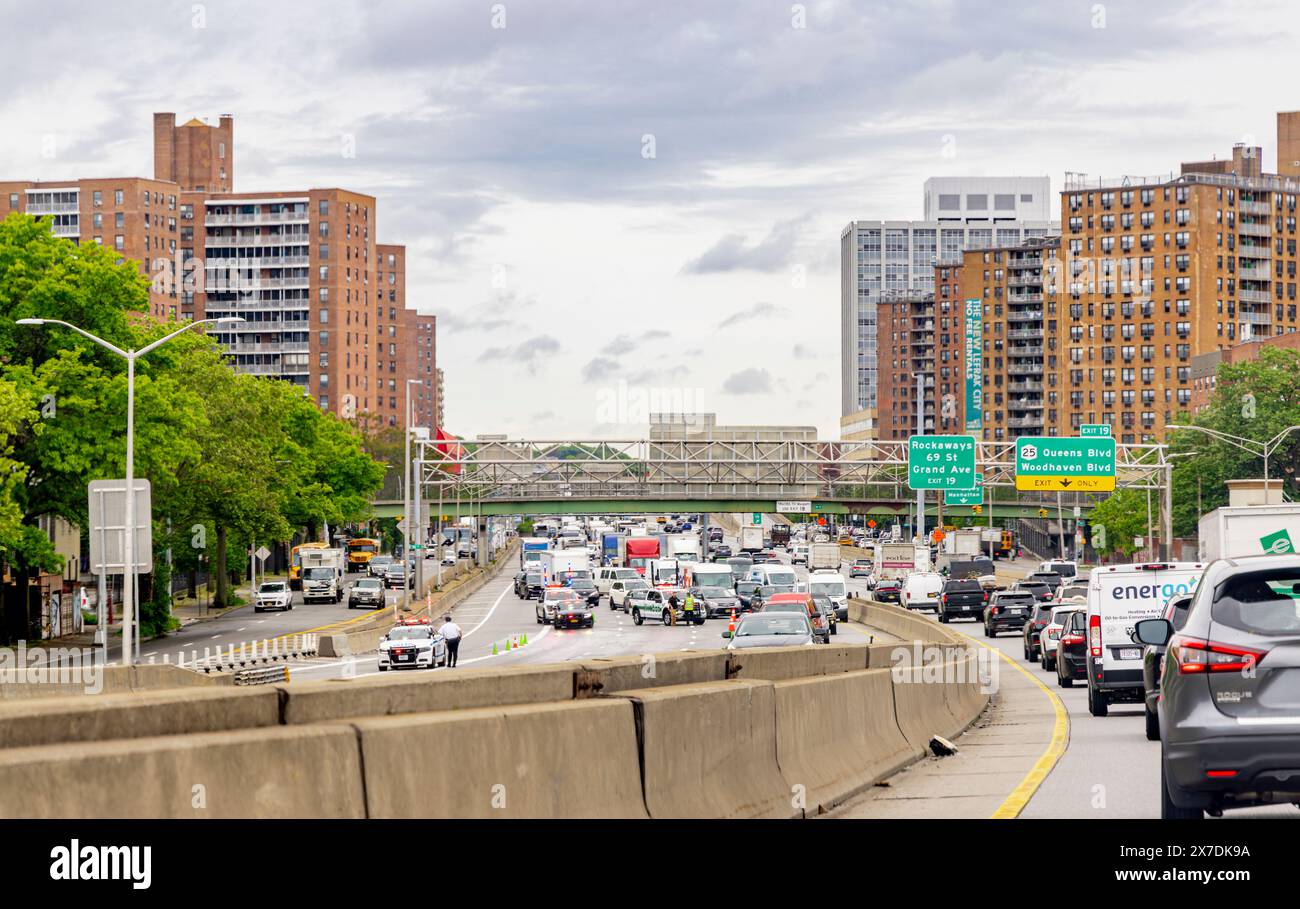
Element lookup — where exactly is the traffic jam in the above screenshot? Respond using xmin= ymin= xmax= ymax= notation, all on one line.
xmin=509 ymin=515 xmax=854 ymax=648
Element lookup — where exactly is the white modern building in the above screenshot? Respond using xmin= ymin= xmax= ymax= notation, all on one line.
xmin=840 ymin=177 xmax=1059 ymax=427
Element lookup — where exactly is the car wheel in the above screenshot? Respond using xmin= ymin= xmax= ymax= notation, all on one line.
xmin=982 ymin=623 xmax=991 ymax=637
xmin=633 ymin=609 xmax=643 ymax=626
xmin=254 ymin=606 xmax=263 ymax=613
xmin=1028 ymin=644 xmax=1039 ymax=663
xmin=535 ymin=612 xmax=543 ymax=625
xmin=1022 ymin=640 xmax=1029 ymax=660
xmin=830 ymin=623 xmax=838 ymax=635
xmin=378 ymin=665 xmax=389 ymax=672
xmin=1145 ymin=704 xmax=1160 ymax=742
xmin=1043 ymin=654 xmax=1054 ymax=673
xmin=1058 ymin=667 xmax=1073 ymax=688
xmin=1087 ymin=684 xmax=1109 ymax=717
xmin=661 ymin=610 xmax=673 ymax=627
xmin=1160 ymin=756 xmax=1203 ymax=820
xmin=939 ymin=613 xmax=950 ymax=624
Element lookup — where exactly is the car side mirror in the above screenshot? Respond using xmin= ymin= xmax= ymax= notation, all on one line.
xmin=720 ymin=630 xmax=733 ymax=639
xmin=1132 ymin=618 xmax=1172 ymax=647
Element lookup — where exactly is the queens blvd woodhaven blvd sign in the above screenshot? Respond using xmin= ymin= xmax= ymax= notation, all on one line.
xmin=1014 ymin=436 xmax=1117 ymax=491
xmin=907 ymin=435 xmax=976 ymax=490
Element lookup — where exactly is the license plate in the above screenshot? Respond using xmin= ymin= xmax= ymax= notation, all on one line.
xmin=1119 ymin=648 xmax=1141 ymax=660
xmin=1010 ymin=608 xmax=1025 ymax=614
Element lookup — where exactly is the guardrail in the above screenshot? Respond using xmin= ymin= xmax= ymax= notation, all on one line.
xmin=0 ymin=598 xmax=988 ymax=819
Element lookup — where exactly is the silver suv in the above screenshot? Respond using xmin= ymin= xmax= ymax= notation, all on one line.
xmin=1135 ymin=555 xmax=1300 ymax=819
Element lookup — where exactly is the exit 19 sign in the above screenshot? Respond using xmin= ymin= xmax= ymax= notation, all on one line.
xmin=907 ymin=435 xmax=977 ymax=490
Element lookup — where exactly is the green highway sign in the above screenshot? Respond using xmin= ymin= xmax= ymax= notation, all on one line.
xmin=1080 ymin=424 xmax=1112 ymax=437
xmin=752 ymin=513 xmax=762 ymax=525
xmin=1015 ymin=436 xmax=1116 ymax=491
xmin=907 ymin=435 xmax=977 ymax=490
xmin=945 ymin=473 xmax=984 ymax=506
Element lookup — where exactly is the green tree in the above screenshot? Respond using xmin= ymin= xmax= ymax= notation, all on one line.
xmin=1086 ymin=488 xmax=1149 ymax=560
xmin=1169 ymin=346 xmax=1300 ymax=535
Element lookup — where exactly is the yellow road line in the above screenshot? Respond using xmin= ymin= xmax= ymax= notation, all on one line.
xmin=946 ymin=624 xmax=1069 ymax=819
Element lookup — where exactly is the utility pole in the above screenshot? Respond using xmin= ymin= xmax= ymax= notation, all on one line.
xmin=915 ymin=372 xmax=925 ymax=543
xmin=1163 ymin=461 xmax=1174 ymax=562
xmin=1056 ymin=491 xmax=1066 ymax=559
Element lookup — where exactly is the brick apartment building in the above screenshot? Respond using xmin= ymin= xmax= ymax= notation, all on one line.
xmin=876 ymin=110 xmax=1300 ymax=445
xmin=2 ymin=112 xmax=440 ymax=433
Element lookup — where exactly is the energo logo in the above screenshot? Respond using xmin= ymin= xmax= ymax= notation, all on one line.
xmin=1109 ymin=577 xmax=1198 ymax=601
xmin=1259 ymin=528 xmax=1296 ymax=555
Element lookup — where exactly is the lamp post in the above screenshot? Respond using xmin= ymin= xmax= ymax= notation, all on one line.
xmin=17 ymin=316 xmax=244 ymax=665
xmin=1166 ymin=423 xmax=1300 ymax=487
xmin=403 ymin=379 xmax=424 ymax=611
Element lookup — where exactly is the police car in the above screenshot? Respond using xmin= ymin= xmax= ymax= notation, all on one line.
xmin=377 ymin=617 xmax=448 ymax=671
xmin=630 ymin=585 xmax=705 ymax=626
xmin=535 ymin=585 xmax=592 ymax=627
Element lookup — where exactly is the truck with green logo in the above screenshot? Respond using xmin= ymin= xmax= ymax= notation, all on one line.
xmin=1198 ymin=503 xmax=1300 ymax=562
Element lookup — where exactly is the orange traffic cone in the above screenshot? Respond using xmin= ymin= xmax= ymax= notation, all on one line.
xmin=728 ymin=608 xmax=737 ymax=635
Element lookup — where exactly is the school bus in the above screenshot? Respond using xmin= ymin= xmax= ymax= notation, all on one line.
xmin=347 ymin=538 xmax=381 ymax=571
xmin=289 ymin=542 xmax=330 ymax=590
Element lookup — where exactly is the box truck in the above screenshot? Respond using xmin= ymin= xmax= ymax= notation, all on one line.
xmin=665 ymin=533 xmax=701 ymax=563
xmin=301 ymin=548 xmax=346 ymax=603
xmin=874 ymin=542 xmax=916 ymax=581
xmin=808 ymin=542 xmax=842 ymax=571
xmin=601 ymin=532 xmax=623 ymax=566
xmin=625 ymin=537 xmax=660 ymax=575
xmin=520 ymin=536 xmax=550 ymax=569
xmin=538 ymin=549 xmax=591 ymax=584
xmin=1198 ymin=503 xmax=1300 ymax=562
xmin=740 ymin=525 xmax=764 ymax=553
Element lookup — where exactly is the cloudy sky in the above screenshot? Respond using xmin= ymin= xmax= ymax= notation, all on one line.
xmin=3 ymin=0 xmax=1298 ymax=438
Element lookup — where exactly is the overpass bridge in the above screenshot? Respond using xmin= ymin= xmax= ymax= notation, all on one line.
xmin=370 ymin=436 xmax=1171 ymax=522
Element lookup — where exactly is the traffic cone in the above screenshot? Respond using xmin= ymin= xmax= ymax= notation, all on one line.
xmin=521 ymin=633 xmax=528 ymax=646
xmin=492 ymin=641 xmax=498 ymax=656
xmin=728 ymin=608 xmax=737 ymax=636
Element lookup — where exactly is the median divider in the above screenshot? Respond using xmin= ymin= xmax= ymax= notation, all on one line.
xmin=611 ymin=679 xmax=796 ymax=819
xmin=774 ymin=668 xmax=919 ymax=814
xmin=351 ymin=699 xmax=647 ymax=818
xmin=0 ymin=724 xmax=366 ymax=818
xmin=0 ymin=600 xmax=991 ymax=817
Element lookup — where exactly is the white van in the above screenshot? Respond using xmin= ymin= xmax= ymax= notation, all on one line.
xmin=901 ymin=572 xmax=944 ymax=611
xmin=1085 ymin=561 xmax=1205 ymax=717
xmin=746 ymin=564 xmax=798 ymax=591
xmin=595 ymin=566 xmax=641 ymax=595
xmin=807 ymin=570 xmax=848 ymax=611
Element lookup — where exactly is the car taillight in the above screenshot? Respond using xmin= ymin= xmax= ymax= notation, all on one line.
xmin=1169 ymin=635 xmax=1267 ymax=674
xmin=1061 ymin=633 xmax=1084 ymax=645
xmin=1088 ymin=612 xmax=1102 ymax=657
xmin=990 ymin=606 xmax=999 ymax=615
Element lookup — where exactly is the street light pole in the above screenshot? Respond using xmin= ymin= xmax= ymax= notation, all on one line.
xmin=1167 ymin=423 xmax=1300 ymax=496
xmin=17 ymin=316 xmax=243 ymax=665
xmin=403 ymin=379 xmax=424 ymax=611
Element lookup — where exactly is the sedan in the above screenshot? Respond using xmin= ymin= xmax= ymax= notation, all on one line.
xmin=873 ymin=579 xmax=902 ymax=604
xmin=367 ymin=556 xmax=394 ymax=579
xmin=848 ymin=560 xmax=872 ymax=580
xmin=566 ymin=578 xmax=602 ymax=608
xmin=1054 ymin=610 xmax=1088 ymax=688
xmin=721 ymin=612 xmax=815 ymax=649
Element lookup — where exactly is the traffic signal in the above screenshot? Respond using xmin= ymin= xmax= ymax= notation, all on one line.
xmin=1038 ymin=508 xmax=1048 ymax=518
xmin=971 ymin=505 xmax=982 ymax=515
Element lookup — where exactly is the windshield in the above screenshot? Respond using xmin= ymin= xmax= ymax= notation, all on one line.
xmin=370 ymin=556 xmax=392 ymax=565
xmin=615 ymin=569 xmax=639 ymax=579
xmin=355 ymin=579 xmax=382 ymax=589
xmin=259 ymin=583 xmax=286 ymax=594
xmin=765 ymin=570 xmax=797 ymax=586
xmin=809 ymin=580 xmax=846 ymax=597
xmin=388 ymin=627 xmax=432 ymax=641
xmin=999 ymin=596 xmax=1034 ymax=607
xmin=545 ymin=591 xmax=579 ymax=603
xmin=1212 ymin=570 xmax=1300 ymax=635
xmin=737 ymin=615 xmax=810 ymax=636
xmin=946 ymin=581 xmax=982 ymax=593
xmin=348 ymin=542 xmax=377 ymax=553
xmin=1060 ymin=586 xmax=1088 ymax=599
xmin=624 ymin=579 xmax=648 ymax=590
xmin=304 ymin=568 xmax=334 ymax=579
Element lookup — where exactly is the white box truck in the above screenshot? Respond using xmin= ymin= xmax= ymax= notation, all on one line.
xmin=740 ymin=525 xmax=764 ymax=553
xmin=538 ymin=549 xmax=591 ymax=584
xmin=874 ymin=542 xmax=916 ymax=581
xmin=1198 ymin=503 xmax=1300 ymax=562
xmin=808 ymin=542 xmax=842 ymax=571
xmin=301 ymin=548 xmax=345 ymax=603
xmin=665 ymin=533 xmax=701 ymax=563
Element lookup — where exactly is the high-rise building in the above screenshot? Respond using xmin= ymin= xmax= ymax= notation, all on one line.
xmin=1 ymin=178 xmax=183 ymax=319
xmin=874 ymin=290 xmax=937 ymax=441
xmin=153 ymin=113 xmax=233 ymax=193
xmin=2 ymin=112 xmax=438 ymax=429
xmin=840 ymin=177 xmax=1058 ymax=435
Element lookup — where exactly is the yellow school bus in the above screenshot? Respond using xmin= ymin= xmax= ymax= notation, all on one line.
xmin=289 ymin=542 xmax=330 ymax=590
xmin=347 ymin=538 xmax=381 ymax=571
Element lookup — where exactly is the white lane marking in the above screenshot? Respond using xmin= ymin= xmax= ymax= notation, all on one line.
xmin=462 ymin=580 xmax=514 ymax=639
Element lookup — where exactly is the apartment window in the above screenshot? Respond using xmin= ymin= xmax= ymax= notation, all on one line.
xmin=319 ymin=309 xmax=329 ymax=324
xmin=114 ymin=190 xmax=123 ymax=205
xmin=319 ymin=266 xmax=328 ymax=281
xmin=966 ymin=194 xmax=988 ymax=211
xmin=114 ymin=235 xmax=124 ymax=251
xmin=319 ymin=288 xmax=329 ymax=302
xmin=92 ymin=212 xmax=102 ymax=229
xmin=114 ymin=212 xmax=124 ymax=229
xmin=319 ymin=200 xmax=329 ymax=216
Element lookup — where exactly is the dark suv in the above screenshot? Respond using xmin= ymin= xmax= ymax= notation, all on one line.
xmin=1054 ymin=609 xmax=1088 ymax=687
xmin=938 ymin=579 xmax=985 ymax=623
xmin=1016 ymin=581 xmax=1054 ymax=604
xmin=1141 ymin=594 xmax=1194 ymax=741
xmin=1023 ymin=602 xmax=1056 ymax=662
xmin=985 ymin=591 xmax=1035 ymax=637
xmin=1133 ymin=555 xmax=1300 ymax=819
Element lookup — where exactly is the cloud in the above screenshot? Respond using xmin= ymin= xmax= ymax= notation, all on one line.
xmin=477 ymin=334 xmax=560 ymax=367
xmin=722 ymin=368 xmax=773 ymax=395
xmin=792 ymin=343 xmax=817 ymax=359
xmin=681 ymin=215 xmax=811 ymax=275
xmin=717 ymin=302 xmax=784 ymax=329
xmin=581 ymin=356 xmax=621 ymax=383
